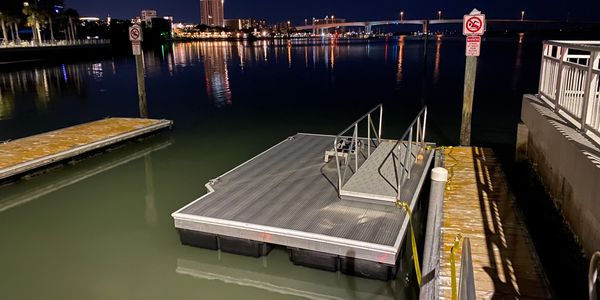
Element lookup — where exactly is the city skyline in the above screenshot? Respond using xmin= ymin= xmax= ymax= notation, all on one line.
xmin=69 ymin=0 xmax=600 ymax=24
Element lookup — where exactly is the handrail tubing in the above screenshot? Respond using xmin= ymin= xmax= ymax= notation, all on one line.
xmin=334 ymin=104 xmax=383 ymax=140
xmin=458 ymin=237 xmax=476 ymax=300
xmin=334 ymin=104 xmax=384 ymax=195
xmin=545 ymin=40 xmax=600 ymax=52
xmin=383 ymin=106 xmax=427 ymax=200
xmin=590 ymin=251 xmax=600 ymax=300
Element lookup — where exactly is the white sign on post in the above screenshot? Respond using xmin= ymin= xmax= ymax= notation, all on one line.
xmin=129 ymin=25 xmax=143 ymax=56
xmin=132 ymin=42 xmax=142 ymax=55
xmin=463 ymin=9 xmax=485 ymax=57
xmin=129 ymin=25 xmax=143 ymax=42
xmin=463 ymin=10 xmax=485 ymax=36
xmin=466 ymin=36 xmax=481 ymax=57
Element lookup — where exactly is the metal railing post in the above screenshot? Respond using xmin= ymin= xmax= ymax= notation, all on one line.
xmin=378 ymin=105 xmax=383 ymax=142
xmin=422 ymin=107 xmax=428 ymax=148
xmin=407 ymin=127 xmax=413 ymax=178
xmin=538 ymin=43 xmax=548 ymax=97
xmin=590 ymin=251 xmax=600 ymax=300
xmin=397 ymin=144 xmax=402 ymax=200
xmin=354 ymin=124 xmax=358 ymax=172
xmin=581 ymin=52 xmax=599 ymax=131
xmin=334 ymin=139 xmax=342 ymax=197
xmin=368 ymin=114 xmax=372 ymax=156
xmin=417 ymin=117 xmax=422 ymax=146
xmin=554 ymin=46 xmax=568 ymax=112
xmin=459 ymin=237 xmax=476 ymax=300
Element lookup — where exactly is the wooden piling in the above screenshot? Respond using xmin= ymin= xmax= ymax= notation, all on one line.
xmin=460 ymin=56 xmax=477 ymax=146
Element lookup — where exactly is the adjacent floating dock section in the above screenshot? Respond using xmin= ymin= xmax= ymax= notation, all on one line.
xmin=438 ymin=147 xmax=551 ymax=299
xmin=0 ymin=117 xmax=172 ymax=182
xmin=173 ymin=105 xmax=435 ymax=280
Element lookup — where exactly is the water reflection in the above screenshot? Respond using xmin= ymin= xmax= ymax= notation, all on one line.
xmin=433 ymin=38 xmax=442 ymax=84
xmin=397 ymin=36 xmax=405 ymax=84
xmin=0 ymin=64 xmax=87 ymax=120
xmin=144 ymin=155 xmax=157 ymax=225
xmin=176 ymin=249 xmax=406 ymax=300
xmin=513 ymin=33 xmax=525 ymax=89
xmin=199 ymin=42 xmax=233 ymax=107
xmin=0 ymin=137 xmax=172 ymax=213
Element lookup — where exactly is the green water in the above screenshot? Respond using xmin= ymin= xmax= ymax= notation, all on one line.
xmin=0 ymin=38 xmax=541 ymax=299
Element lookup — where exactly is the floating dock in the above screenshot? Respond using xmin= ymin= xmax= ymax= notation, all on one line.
xmin=0 ymin=117 xmax=172 ymax=183
xmin=438 ymin=147 xmax=551 ymax=298
xmin=173 ymin=106 xmax=434 ymax=280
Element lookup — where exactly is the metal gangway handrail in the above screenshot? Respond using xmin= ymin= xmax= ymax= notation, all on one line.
xmin=333 ymin=104 xmax=383 ymax=195
xmin=538 ymin=40 xmax=600 ymax=145
xmin=394 ymin=107 xmax=427 ymax=200
xmin=379 ymin=106 xmax=427 ymax=201
xmin=590 ymin=251 xmax=600 ymax=300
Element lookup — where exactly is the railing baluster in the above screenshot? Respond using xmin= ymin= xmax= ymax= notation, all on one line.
xmin=378 ymin=105 xmax=383 ymax=143
xmin=408 ymin=127 xmax=413 ymax=179
xmin=397 ymin=144 xmax=402 ymax=200
xmin=581 ymin=52 xmax=598 ymax=131
xmin=334 ymin=138 xmax=342 ymax=197
xmin=555 ymin=47 xmax=567 ymax=112
xmin=368 ymin=114 xmax=371 ymax=156
xmin=422 ymin=108 xmax=428 ymax=148
xmin=354 ymin=124 xmax=358 ymax=172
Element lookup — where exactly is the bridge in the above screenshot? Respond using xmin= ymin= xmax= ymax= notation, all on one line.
xmin=295 ymin=19 xmax=589 ymax=34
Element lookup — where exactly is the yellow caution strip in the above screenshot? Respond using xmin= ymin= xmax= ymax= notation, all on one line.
xmin=396 ymin=201 xmax=422 ymax=286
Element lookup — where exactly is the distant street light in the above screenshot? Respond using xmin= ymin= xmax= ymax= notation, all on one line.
xmin=438 ymin=10 xmax=442 ymax=20
xmin=521 ymin=10 xmax=525 ymax=21
xmin=400 ymin=11 xmax=404 ymax=22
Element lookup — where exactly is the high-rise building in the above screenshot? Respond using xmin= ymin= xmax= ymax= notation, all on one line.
xmin=200 ymin=0 xmax=224 ymax=27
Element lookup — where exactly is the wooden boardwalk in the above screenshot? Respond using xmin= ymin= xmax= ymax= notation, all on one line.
xmin=0 ymin=117 xmax=172 ymax=181
xmin=439 ymin=147 xmax=551 ymax=299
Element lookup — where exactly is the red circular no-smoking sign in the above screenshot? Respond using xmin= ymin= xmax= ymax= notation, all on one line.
xmin=129 ymin=25 xmax=142 ymax=42
xmin=465 ymin=16 xmax=483 ymax=33
xmin=130 ymin=28 xmax=140 ymax=40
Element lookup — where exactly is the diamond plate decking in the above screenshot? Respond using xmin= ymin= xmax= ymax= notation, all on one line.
xmin=340 ymin=140 xmax=422 ymax=204
xmin=172 ymin=133 xmax=434 ymax=265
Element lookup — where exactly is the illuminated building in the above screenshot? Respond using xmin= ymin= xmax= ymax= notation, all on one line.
xmin=200 ymin=0 xmax=224 ymax=27
xmin=224 ymin=18 xmax=267 ymax=30
xmin=141 ymin=10 xmax=158 ymax=23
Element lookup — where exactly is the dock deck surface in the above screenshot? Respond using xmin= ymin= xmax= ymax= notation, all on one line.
xmin=439 ymin=147 xmax=551 ymax=299
xmin=173 ymin=133 xmax=434 ymax=265
xmin=0 ymin=117 xmax=172 ymax=181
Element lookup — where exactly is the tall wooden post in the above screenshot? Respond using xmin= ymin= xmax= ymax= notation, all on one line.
xmin=129 ymin=25 xmax=147 ymax=118
xmin=460 ymin=56 xmax=477 ymax=146
xmin=135 ymin=54 xmax=148 ymax=118
xmin=460 ymin=9 xmax=485 ymax=146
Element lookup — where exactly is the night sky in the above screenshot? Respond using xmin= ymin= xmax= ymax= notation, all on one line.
xmin=68 ymin=0 xmax=600 ymax=24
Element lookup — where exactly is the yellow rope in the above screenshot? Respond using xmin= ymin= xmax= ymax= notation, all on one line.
xmin=425 ymin=145 xmax=458 ymax=190
xmin=396 ymin=201 xmax=422 ymax=286
xmin=450 ymin=233 xmax=463 ymax=300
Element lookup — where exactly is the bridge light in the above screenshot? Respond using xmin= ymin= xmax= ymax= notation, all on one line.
xmin=400 ymin=11 xmax=404 ymax=22
xmin=521 ymin=10 xmax=525 ymax=21
xmin=438 ymin=11 xmax=442 ymax=20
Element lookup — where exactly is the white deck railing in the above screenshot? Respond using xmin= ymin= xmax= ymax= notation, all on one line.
xmin=538 ymin=40 xmax=600 ymax=143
